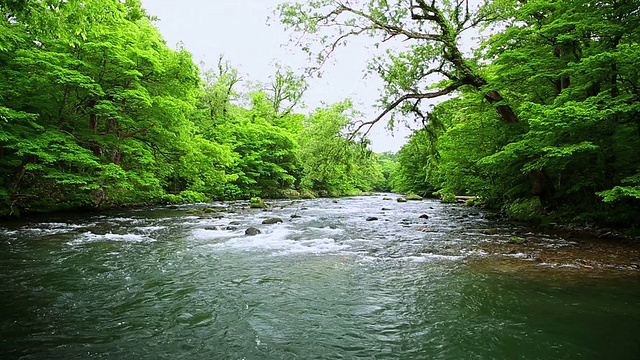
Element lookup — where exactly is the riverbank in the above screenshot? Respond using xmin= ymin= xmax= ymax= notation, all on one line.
xmin=4 ymin=193 xmax=640 ymax=269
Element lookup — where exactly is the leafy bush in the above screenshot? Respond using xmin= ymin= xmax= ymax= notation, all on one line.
xmin=177 ymin=190 xmax=209 ymax=204
xmin=505 ymin=198 xmax=544 ymax=223
xmin=441 ymin=193 xmax=457 ymax=204
xmin=250 ymin=197 xmax=266 ymax=208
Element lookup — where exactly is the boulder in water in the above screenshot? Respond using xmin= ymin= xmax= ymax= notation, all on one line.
xmin=397 ymin=198 xmax=407 ymax=203
xmin=245 ymin=227 xmax=261 ymax=236
xmin=366 ymin=217 xmax=379 ymax=221
xmin=483 ymin=228 xmax=499 ymax=235
xmin=262 ymin=218 xmax=283 ymax=225
xmin=419 ymin=214 xmax=429 ymax=219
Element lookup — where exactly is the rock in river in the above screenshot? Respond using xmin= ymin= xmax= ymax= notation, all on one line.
xmin=483 ymin=228 xmax=499 ymax=235
xmin=245 ymin=227 xmax=261 ymax=236
xmin=262 ymin=218 xmax=283 ymax=225
xmin=366 ymin=217 xmax=379 ymax=221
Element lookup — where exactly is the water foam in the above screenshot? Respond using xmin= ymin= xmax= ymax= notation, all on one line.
xmin=191 ymin=228 xmax=244 ymax=240
xmin=207 ymin=225 xmax=349 ymax=256
xmin=66 ymin=231 xmax=154 ymax=246
xmin=21 ymin=222 xmax=92 ymax=236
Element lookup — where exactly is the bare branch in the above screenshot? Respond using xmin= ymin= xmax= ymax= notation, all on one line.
xmin=338 ymin=4 xmax=443 ymax=42
xmin=350 ymin=82 xmax=462 ymax=138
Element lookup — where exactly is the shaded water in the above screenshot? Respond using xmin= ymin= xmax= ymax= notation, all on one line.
xmin=1 ymin=196 xmax=639 ymax=359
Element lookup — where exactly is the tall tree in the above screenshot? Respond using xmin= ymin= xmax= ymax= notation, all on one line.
xmin=278 ymin=0 xmax=518 ymax=133
xmin=0 ymin=0 xmax=220 ymax=213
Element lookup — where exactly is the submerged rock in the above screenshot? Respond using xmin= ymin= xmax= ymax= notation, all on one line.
xmin=245 ymin=227 xmax=261 ymax=236
xmin=262 ymin=218 xmax=283 ymax=225
xmin=419 ymin=214 xmax=429 ymax=219
xmin=366 ymin=217 xmax=379 ymax=221
xmin=397 ymin=198 xmax=407 ymax=203
xmin=483 ymin=228 xmax=499 ymax=235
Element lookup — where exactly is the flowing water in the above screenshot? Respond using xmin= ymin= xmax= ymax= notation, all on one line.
xmin=1 ymin=196 xmax=639 ymax=359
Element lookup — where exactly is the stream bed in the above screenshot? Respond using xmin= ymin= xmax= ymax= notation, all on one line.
xmin=1 ymin=195 xmax=639 ymax=359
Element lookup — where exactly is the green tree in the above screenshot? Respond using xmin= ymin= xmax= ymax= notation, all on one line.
xmin=0 ymin=0 xmax=227 ymax=213
xmin=298 ymin=100 xmax=383 ymax=195
xmin=479 ymin=0 xmax=640 ymax=223
xmin=277 ymin=0 xmax=518 ymax=131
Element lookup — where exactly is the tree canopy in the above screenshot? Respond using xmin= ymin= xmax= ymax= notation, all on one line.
xmin=278 ymin=0 xmax=640 ymax=227
xmin=0 ymin=0 xmax=385 ymax=216
xmin=2 ymin=0 xmax=639 ymax=229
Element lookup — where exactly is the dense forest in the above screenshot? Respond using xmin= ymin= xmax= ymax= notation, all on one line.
xmin=2 ymin=0 xmax=639 ymax=230
xmin=0 ymin=0 xmax=386 ymax=217
xmin=279 ymin=0 xmax=640 ymax=228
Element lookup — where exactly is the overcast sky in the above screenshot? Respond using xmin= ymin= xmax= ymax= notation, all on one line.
xmin=139 ymin=0 xmax=412 ymax=153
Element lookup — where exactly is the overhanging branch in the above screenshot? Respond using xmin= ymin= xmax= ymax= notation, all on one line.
xmin=351 ymin=82 xmax=462 ymax=138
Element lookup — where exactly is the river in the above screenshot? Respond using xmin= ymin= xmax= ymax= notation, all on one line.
xmin=1 ymin=195 xmax=639 ymax=359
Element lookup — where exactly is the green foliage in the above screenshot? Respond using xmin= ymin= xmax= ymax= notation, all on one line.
xmin=441 ymin=193 xmax=458 ymax=204
xmin=386 ymin=0 xmax=640 ymax=227
xmin=598 ymin=174 xmax=640 ymax=203
xmin=4 ymin=0 xmax=639 ymax=230
xmin=391 ymin=128 xmax=439 ymax=195
xmin=1 ymin=0 xmax=393 ymax=216
xmin=297 ymin=100 xmax=384 ymax=196
xmin=373 ymin=152 xmax=398 ymax=192
xmin=465 ymin=198 xmax=480 ymax=207
xmin=508 ymin=236 xmax=525 ymax=245
xmin=250 ymin=197 xmax=266 ymax=208
xmin=506 ymin=198 xmax=545 ymax=223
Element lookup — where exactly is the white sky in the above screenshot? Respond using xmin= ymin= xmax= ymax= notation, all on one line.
xmin=140 ymin=0 xmax=413 ymax=153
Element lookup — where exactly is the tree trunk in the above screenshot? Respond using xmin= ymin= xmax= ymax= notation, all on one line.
xmin=483 ymin=90 xmax=519 ymax=123
xmin=529 ymin=170 xmax=555 ymax=205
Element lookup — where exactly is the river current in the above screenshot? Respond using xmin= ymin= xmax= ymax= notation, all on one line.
xmin=1 ymin=195 xmax=639 ymax=359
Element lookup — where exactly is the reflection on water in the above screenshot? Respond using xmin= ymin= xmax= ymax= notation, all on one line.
xmin=1 ymin=195 xmax=639 ymax=359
